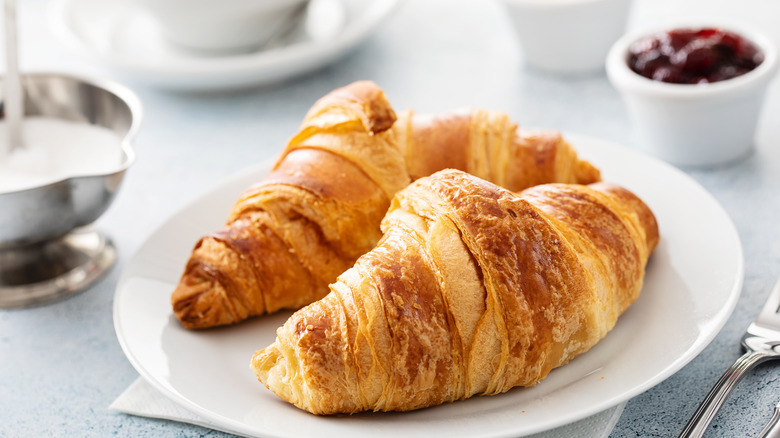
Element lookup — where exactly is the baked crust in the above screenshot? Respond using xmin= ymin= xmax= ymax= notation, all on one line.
xmin=251 ymin=169 xmax=658 ymax=414
xmin=171 ymin=81 xmax=601 ymax=329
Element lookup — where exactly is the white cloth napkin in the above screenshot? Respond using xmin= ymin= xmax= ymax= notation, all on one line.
xmin=110 ymin=377 xmax=626 ymax=438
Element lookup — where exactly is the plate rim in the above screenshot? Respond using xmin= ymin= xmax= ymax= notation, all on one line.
xmin=113 ymin=133 xmax=744 ymax=437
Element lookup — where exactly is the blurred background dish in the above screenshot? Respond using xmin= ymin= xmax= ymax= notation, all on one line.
xmin=500 ymin=0 xmax=633 ymax=75
xmin=607 ymin=21 xmax=779 ymax=167
xmin=47 ymin=0 xmax=401 ymax=91
xmin=134 ymin=0 xmax=310 ymax=55
xmin=0 ymin=72 xmax=140 ymax=308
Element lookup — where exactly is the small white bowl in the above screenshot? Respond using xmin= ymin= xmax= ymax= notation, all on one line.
xmin=501 ymin=0 xmax=633 ymax=75
xmin=606 ymin=22 xmax=779 ymax=167
xmin=136 ymin=0 xmax=309 ymax=54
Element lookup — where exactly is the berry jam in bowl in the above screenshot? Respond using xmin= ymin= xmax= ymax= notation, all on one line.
xmin=606 ymin=22 xmax=778 ymax=167
xmin=629 ymin=27 xmax=764 ymax=84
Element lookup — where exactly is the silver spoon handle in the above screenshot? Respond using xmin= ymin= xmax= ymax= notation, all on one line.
xmin=3 ymin=0 xmax=23 ymax=153
xmin=678 ymin=351 xmax=767 ymax=438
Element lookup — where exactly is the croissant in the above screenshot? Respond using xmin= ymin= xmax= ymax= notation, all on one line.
xmin=171 ymin=81 xmax=601 ymax=329
xmin=251 ymin=169 xmax=659 ymax=415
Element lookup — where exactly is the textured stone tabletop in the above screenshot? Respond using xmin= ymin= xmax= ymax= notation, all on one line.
xmin=2 ymin=0 xmax=780 ymax=436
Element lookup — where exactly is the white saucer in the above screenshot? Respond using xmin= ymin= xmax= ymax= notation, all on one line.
xmin=48 ymin=0 xmax=401 ymax=91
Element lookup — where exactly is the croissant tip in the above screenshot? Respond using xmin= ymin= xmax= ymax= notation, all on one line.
xmin=252 ymin=343 xmax=303 ymax=408
xmin=171 ymin=277 xmax=240 ymax=329
xmin=576 ymin=160 xmax=602 ymax=185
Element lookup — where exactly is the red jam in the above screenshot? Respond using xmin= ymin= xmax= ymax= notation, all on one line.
xmin=628 ymin=27 xmax=764 ymax=84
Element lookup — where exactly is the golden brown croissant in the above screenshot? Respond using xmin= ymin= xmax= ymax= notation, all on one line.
xmin=171 ymin=81 xmax=601 ymax=329
xmin=251 ymin=169 xmax=659 ymax=415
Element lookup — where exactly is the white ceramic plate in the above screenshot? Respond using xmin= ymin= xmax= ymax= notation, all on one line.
xmin=114 ymin=134 xmax=744 ymax=438
xmin=48 ymin=0 xmax=400 ymax=91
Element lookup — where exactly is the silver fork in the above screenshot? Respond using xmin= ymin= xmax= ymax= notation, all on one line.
xmin=680 ymin=276 xmax=780 ymax=438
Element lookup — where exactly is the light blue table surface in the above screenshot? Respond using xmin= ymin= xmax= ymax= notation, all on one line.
xmin=2 ymin=0 xmax=780 ymax=436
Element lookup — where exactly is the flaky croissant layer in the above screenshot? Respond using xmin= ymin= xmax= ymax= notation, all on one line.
xmin=172 ymin=80 xmax=601 ymax=329
xmin=252 ymin=169 xmax=659 ymax=415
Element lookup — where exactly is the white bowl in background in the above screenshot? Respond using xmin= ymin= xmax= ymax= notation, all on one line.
xmin=500 ymin=0 xmax=633 ymax=75
xmin=606 ymin=22 xmax=779 ymax=167
xmin=136 ymin=0 xmax=309 ymax=54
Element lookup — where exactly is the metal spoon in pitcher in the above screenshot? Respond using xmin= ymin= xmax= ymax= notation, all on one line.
xmin=3 ymin=0 xmax=23 ymax=158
